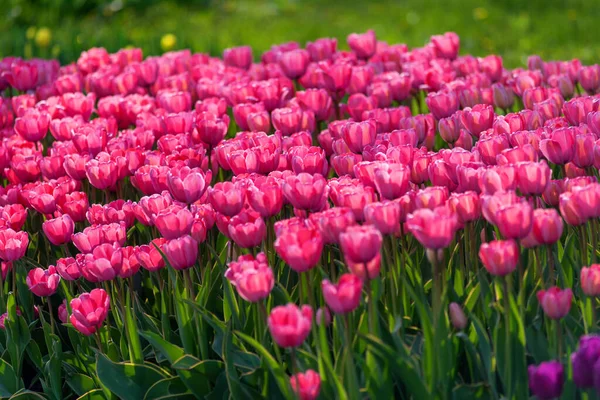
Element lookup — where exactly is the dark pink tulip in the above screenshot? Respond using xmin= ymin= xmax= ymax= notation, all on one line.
xmin=248 ymin=180 xmax=283 ymax=218
xmin=331 ymin=153 xmax=362 ymax=177
xmin=154 ymin=205 xmax=193 ymax=240
xmin=85 ymin=158 xmax=118 ymax=190
xmin=42 ymin=214 xmax=75 ymax=246
xmin=342 ymin=119 xmax=377 ymax=153
xmin=26 ymin=266 xmax=60 ymax=297
xmin=282 ymin=173 xmax=328 ymax=212
xmin=516 ymin=161 xmax=551 ymax=196
xmin=289 ymin=146 xmax=328 ymax=176
xmin=448 ymin=191 xmax=481 ymax=223
xmin=296 ymin=89 xmax=333 ymax=121
xmin=479 ymin=239 xmax=519 ymax=276
xmin=55 ymin=257 xmax=81 ymax=281
xmin=322 ymin=274 xmax=363 ymax=314
xmin=0 ymin=229 xmax=28 ymax=261
xmin=306 ymin=37 xmax=337 ymax=61
xmin=209 ymin=182 xmax=246 ymax=217
xmin=537 ymin=287 xmax=572 ymax=320
xmin=373 ymin=163 xmax=410 ymax=200
xmin=225 ymin=253 xmax=274 ymax=303
xmin=228 ymin=209 xmax=266 ymax=248
xmin=135 ymin=238 xmax=168 ymax=272
xmin=430 ymin=32 xmax=460 ymax=59
xmin=460 ymin=104 xmax=494 ymax=138
xmin=428 ymin=159 xmax=458 ymax=192
xmin=496 ymin=145 xmax=538 ymax=165
xmin=495 ymin=201 xmax=533 ymax=240
xmin=578 ymin=65 xmax=600 ymax=94
xmin=581 ymin=265 xmax=600 ymax=297
xmin=479 ymin=165 xmax=517 ymax=195
xmin=0 ymin=204 xmax=27 ymax=231
xmin=290 ymin=370 xmax=321 ymax=400
xmin=573 ymin=134 xmax=596 ymax=169
xmin=274 ymin=226 xmax=323 ymax=273
xmin=406 ymin=206 xmax=458 ymax=249
xmin=492 ymin=83 xmax=515 ymax=110
xmin=531 ymin=208 xmax=564 ymax=245
xmin=438 ymin=113 xmax=462 ymax=144
xmin=339 ymin=224 xmax=382 ymax=265
xmin=267 ymin=304 xmax=312 ymax=348
xmin=223 ymin=46 xmax=253 ymax=70
xmin=333 ymin=184 xmax=376 ymax=222
xmin=167 ymin=166 xmax=210 ymax=204
xmin=272 ymin=107 xmax=304 ymax=136
xmin=540 ymin=128 xmax=576 ymax=165
xmin=6 ymin=60 xmax=38 ymax=91
xmin=162 ymin=235 xmax=198 ymax=270
xmin=347 ymin=30 xmax=376 ymax=59
xmin=278 ymin=49 xmax=310 ymax=79
xmin=70 ymin=288 xmax=110 ymax=336
xmin=14 ymin=109 xmax=51 ymax=142
xmin=309 ymin=207 xmax=356 ymax=245
xmin=426 ymin=90 xmax=459 ymax=120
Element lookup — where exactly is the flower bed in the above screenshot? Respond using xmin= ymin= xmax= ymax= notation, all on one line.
xmin=0 ymin=29 xmax=599 ymax=399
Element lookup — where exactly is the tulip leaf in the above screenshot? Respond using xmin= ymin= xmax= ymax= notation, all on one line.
xmin=96 ymin=353 xmax=168 ymax=400
xmin=235 ymin=331 xmax=293 ymax=399
xmin=0 ymin=359 xmax=19 ymax=398
xmin=67 ymin=374 xmax=98 ymax=397
xmin=139 ymin=331 xmax=212 ymax=397
xmin=143 ymin=377 xmax=194 ymax=400
xmin=76 ymin=389 xmax=108 ymax=400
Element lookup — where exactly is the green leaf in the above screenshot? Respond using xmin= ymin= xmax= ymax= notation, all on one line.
xmin=139 ymin=331 xmax=212 ymax=397
xmin=96 ymin=353 xmax=168 ymax=400
xmin=143 ymin=377 xmax=194 ymax=400
xmin=0 ymin=359 xmax=19 ymax=398
xmin=76 ymin=389 xmax=107 ymax=400
xmin=235 ymin=331 xmax=292 ymax=399
xmin=67 ymin=374 xmax=97 ymax=397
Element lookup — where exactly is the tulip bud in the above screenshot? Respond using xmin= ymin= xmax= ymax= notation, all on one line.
xmin=449 ymin=302 xmax=468 ymax=330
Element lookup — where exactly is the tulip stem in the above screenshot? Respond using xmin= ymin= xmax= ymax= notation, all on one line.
xmin=591 ymin=220 xmax=598 ymax=263
xmin=556 ymin=320 xmax=563 ymax=362
xmin=94 ymin=332 xmax=104 ymax=353
xmin=580 ymin=225 xmax=589 ymax=267
xmin=502 ymin=277 xmax=512 ymax=398
xmin=47 ymin=296 xmax=55 ymax=335
xmin=591 ymin=297 xmax=597 ymax=332
xmin=534 ymin=248 xmax=544 ymax=289
xmin=546 ymin=245 xmax=555 ymax=287
xmin=431 ymin=250 xmax=442 ymax=330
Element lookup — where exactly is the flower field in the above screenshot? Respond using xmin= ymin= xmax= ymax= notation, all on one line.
xmin=0 ymin=29 xmax=600 ymax=399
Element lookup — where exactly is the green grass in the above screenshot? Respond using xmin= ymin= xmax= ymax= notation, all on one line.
xmin=1 ymin=0 xmax=599 ymax=67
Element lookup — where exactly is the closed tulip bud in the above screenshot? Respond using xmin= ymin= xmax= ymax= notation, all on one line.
xmin=58 ymin=300 xmax=68 ymax=324
xmin=449 ymin=302 xmax=468 ymax=330
xmin=275 ymin=226 xmax=323 ymax=273
xmin=194 ymin=115 xmax=228 ymax=147
xmin=310 ymin=207 xmax=356 ymax=245
xmin=426 ymin=90 xmax=459 ymax=120
xmin=438 ymin=113 xmax=462 ymax=144
xmin=223 ymin=46 xmax=253 ymax=70
xmin=495 ymin=201 xmax=533 ymax=240
xmin=430 ymin=32 xmax=460 ymax=60
xmin=162 ymin=235 xmax=198 ymax=270
xmin=578 ymin=65 xmax=600 ymax=94
xmin=339 ymin=223 xmax=382 ymax=263
xmin=290 ymin=370 xmax=321 ymax=400
xmin=278 ymin=49 xmax=310 ymax=79
xmin=246 ymin=111 xmax=271 ymax=132
xmin=492 ymin=83 xmax=515 ymax=110
xmin=364 ymin=201 xmax=401 ymax=236
xmin=26 ymin=266 xmax=60 ymax=297
xmin=479 ymin=239 xmax=520 ymax=277
xmin=272 ymin=107 xmax=304 ymax=136
xmin=322 ymin=274 xmax=363 ymax=314
xmin=167 ymin=166 xmax=210 ymax=204
xmin=581 ymin=265 xmax=600 ymax=297
xmin=537 ymin=287 xmax=572 ymax=320
xmin=373 ymin=163 xmax=410 ymax=200
xmin=559 ymin=192 xmax=588 ymax=226
xmin=448 ymin=191 xmax=481 ymax=223
xmin=528 ymin=361 xmax=564 ymax=400
xmin=516 ymin=161 xmax=551 ymax=196
xmin=316 ymin=307 xmax=332 ymax=326
xmin=406 ymin=206 xmax=458 ymax=249
xmin=531 ymin=208 xmax=564 ymax=245
xmin=70 ymin=288 xmax=110 ymax=336
xmin=540 ymin=127 xmax=575 ymax=165
xmin=341 ymin=119 xmax=377 ymax=153
xmin=42 ymin=214 xmax=75 ymax=246
xmin=460 ymin=104 xmax=494 ymax=138
xmin=347 ymin=30 xmax=376 ymax=59
xmin=267 ymin=304 xmax=312 ymax=348
xmin=234 ymin=264 xmax=274 ymax=303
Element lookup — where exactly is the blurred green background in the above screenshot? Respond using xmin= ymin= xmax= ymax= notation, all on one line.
xmin=2 ymin=0 xmax=599 ymax=67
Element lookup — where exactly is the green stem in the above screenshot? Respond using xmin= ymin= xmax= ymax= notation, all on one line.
xmin=580 ymin=225 xmax=589 ymax=267
xmin=556 ymin=320 xmax=563 ymax=362
xmin=502 ymin=277 xmax=512 ymax=399
xmin=546 ymin=245 xmax=555 ymax=287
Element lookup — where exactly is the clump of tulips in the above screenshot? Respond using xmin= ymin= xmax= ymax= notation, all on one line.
xmin=1 ymin=29 xmax=600 ymax=399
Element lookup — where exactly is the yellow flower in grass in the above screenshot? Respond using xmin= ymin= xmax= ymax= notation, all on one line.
xmin=161 ymin=34 xmax=177 ymax=52
xmin=35 ymin=27 xmax=52 ymax=48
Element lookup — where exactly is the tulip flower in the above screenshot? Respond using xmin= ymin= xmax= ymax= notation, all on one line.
xmin=267 ymin=304 xmax=312 ymax=348
xmin=406 ymin=206 xmax=458 ymax=250
xmin=322 ymin=274 xmax=363 ymax=314
xmin=162 ymin=235 xmax=198 ymax=271
xmin=26 ymin=266 xmax=60 ymax=297
xmin=479 ymin=239 xmax=519 ymax=277
xmin=290 ymin=370 xmax=321 ymax=400
xmin=537 ymin=287 xmax=572 ymax=320
xmin=70 ymin=288 xmax=110 ymax=336
xmin=274 ymin=226 xmax=323 ymax=273
xmin=528 ymin=361 xmax=564 ymax=400
xmin=0 ymin=228 xmax=29 ymax=261
xmin=42 ymin=214 xmax=75 ymax=246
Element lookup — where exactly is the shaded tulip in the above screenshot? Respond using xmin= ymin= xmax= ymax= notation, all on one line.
xmin=228 ymin=209 xmax=267 ymax=248
xmin=531 ymin=208 xmax=563 ymax=245
xmin=581 ymin=265 xmax=600 ymax=297
xmin=494 ymin=201 xmax=533 ymax=240
xmin=267 ymin=304 xmax=312 ymax=348
xmin=406 ymin=206 xmax=458 ymax=249
xmin=322 ymin=274 xmax=363 ymax=314
xmin=479 ymin=239 xmax=519 ymax=276
xmin=162 ymin=235 xmax=198 ymax=270
xmin=449 ymin=302 xmax=468 ymax=330
xmin=528 ymin=361 xmax=564 ymax=400
xmin=537 ymin=287 xmax=572 ymax=320
xmin=274 ymin=227 xmax=323 ymax=273
xmin=0 ymin=229 xmax=29 ymax=261
xmin=42 ymin=214 xmax=75 ymax=246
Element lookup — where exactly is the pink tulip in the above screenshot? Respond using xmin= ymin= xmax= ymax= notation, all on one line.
xmin=479 ymin=239 xmax=519 ymax=276
xmin=322 ymin=274 xmax=363 ymax=314
xmin=267 ymin=304 xmax=312 ymax=348
xmin=70 ymin=288 xmax=110 ymax=336
xmin=537 ymin=287 xmax=572 ymax=320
